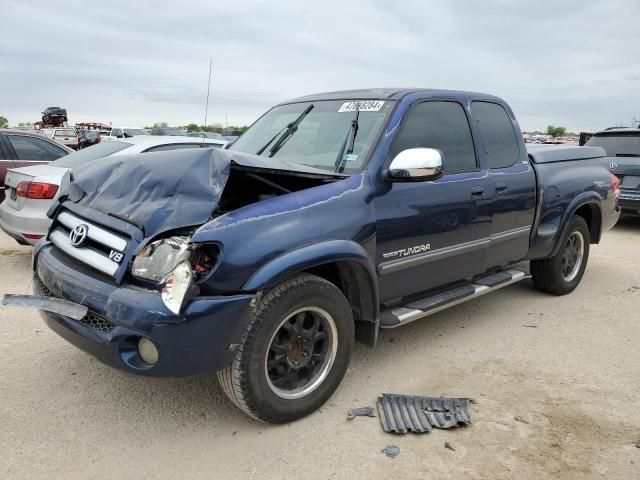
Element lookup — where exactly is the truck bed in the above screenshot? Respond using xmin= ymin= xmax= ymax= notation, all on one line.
xmin=527 ymin=145 xmax=606 ymax=164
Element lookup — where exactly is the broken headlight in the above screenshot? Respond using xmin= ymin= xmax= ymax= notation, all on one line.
xmin=132 ymin=236 xmax=190 ymax=283
xmin=161 ymin=260 xmax=192 ymax=315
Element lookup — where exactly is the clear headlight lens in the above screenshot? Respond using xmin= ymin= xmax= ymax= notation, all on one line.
xmin=132 ymin=236 xmax=190 ymax=282
xmin=161 ymin=260 xmax=192 ymax=314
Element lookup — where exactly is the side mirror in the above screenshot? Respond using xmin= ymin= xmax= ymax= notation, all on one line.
xmin=388 ymin=148 xmax=443 ymax=181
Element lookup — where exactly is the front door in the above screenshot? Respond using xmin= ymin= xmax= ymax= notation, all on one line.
xmin=374 ymin=100 xmax=492 ymax=304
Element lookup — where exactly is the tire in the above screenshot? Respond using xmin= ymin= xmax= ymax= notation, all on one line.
xmin=531 ymin=215 xmax=590 ymax=295
xmin=217 ymin=274 xmax=354 ymax=423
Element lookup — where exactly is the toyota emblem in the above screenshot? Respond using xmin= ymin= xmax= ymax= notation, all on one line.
xmin=69 ymin=224 xmax=89 ymax=247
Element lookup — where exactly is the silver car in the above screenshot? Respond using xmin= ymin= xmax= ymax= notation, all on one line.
xmin=0 ymin=135 xmax=227 ymax=245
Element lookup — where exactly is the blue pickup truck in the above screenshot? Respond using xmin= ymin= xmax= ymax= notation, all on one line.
xmin=24 ymin=89 xmax=620 ymax=423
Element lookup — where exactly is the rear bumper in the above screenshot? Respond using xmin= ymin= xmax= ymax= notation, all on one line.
xmin=0 ymin=200 xmax=51 ymax=245
xmin=35 ymin=243 xmax=256 ymax=377
xmin=619 ymin=190 xmax=640 ymax=214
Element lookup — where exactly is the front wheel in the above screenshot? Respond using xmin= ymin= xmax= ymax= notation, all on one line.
xmin=217 ymin=274 xmax=354 ymax=423
xmin=531 ymin=215 xmax=590 ymax=295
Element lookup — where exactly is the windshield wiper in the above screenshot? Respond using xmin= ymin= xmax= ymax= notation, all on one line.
xmin=615 ymin=153 xmax=640 ymax=157
xmin=334 ymin=108 xmax=360 ymax=173
xmin=255 ymin=104 xmax=314 ymax=156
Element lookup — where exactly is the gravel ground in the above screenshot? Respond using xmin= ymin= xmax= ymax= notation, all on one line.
xmin=1 ymin=219 xmax=639 ymax=479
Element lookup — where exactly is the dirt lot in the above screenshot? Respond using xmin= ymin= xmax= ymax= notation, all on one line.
xmin=1 ymin=219 xmax=639 ymax=480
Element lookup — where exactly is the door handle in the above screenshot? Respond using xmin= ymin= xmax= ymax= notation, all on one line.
xmin=495 ymin=182 xmax=509 ymax=194
xmin=470 ymin=186 xmax=485 ymax=198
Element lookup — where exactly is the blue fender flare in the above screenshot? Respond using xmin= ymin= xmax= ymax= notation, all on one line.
xmin=243 ymin=240 xmax=380 ymax=344
xmin=550 ymin=193 xmax=603 ymax=257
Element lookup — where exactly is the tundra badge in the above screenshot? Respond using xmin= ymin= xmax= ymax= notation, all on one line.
xmin=382 ymin=244 xmax=431 ymax=260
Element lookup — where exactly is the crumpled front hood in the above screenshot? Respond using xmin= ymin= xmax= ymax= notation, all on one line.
xmin=67 ymin=147 xmax=341 ymax=239
xmin=68 ymin=148 xmax=229 ymax=238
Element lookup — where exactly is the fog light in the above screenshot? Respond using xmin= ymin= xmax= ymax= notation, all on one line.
xmin=138 ymin=338 xmax=159 ymax=365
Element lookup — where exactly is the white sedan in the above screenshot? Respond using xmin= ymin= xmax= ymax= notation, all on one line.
xmin=0 ymin=135 xmax=227 ymax=245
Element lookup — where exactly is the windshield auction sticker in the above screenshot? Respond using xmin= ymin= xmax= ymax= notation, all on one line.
xmin=338 ymin=100 xmax=385 ymax=112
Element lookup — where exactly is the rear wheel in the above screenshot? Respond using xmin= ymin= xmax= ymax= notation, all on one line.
xmin=217 ymin=274 xmax=354 ymax=423
xmin=531 ymin=216 xmax=590 ymax=295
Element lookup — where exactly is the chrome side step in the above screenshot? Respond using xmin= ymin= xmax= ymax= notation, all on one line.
xmin=379 ymin=268 xmax=530 ymax=329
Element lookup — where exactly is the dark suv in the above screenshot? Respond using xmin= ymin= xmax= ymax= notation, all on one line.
xmin=42 ymin=107 xmax=68 ymax=126
xmin=586 ymin=128 xmax=640 ymax=215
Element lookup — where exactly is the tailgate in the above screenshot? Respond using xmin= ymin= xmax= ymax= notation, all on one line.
xmin=55 ymin=130 xmax=78 ymax=146
xmin=621 ymin=175 xmax=640 ymax=191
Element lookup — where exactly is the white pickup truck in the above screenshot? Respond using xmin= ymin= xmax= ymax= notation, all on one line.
xmin=41 ymin=128 xmax=79 ymax=150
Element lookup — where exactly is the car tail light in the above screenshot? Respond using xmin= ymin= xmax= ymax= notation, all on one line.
xmin=22 ymin=233 xmax=44 ymax=240
xmin=96 ymin=135 xmax=101 ymax=144
xmin=609 ymin=173 xmax=620 ymax=201
xmin=16 ymin=181 xmax=59 ymax=199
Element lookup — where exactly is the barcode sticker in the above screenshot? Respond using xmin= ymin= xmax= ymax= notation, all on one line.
xmin=338 ymin=101 xmax=385 ymax=112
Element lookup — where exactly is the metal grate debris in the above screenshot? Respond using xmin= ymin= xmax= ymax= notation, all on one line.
xmin=377 ymin=394 xmax=471 ymax=434
xmin=36 ymin=277 xmax=115 ymax=334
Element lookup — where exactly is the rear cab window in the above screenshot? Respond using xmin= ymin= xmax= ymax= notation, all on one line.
xmin=471 ymin=101 xmax=520 ymax=169
xmin=54 ymin=129 xmax=77 ymax=137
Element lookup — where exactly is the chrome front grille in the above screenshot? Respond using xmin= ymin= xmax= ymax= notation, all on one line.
xmin=49 ymin=210 xmax=128 ymax=277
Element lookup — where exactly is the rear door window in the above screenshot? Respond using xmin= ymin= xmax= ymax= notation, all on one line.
xmin=471 ymin=102 xmax=520 ymax=169
xmin=6 ymin=135 xmax=68 ymax=161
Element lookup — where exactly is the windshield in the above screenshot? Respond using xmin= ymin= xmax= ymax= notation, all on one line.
xmin=123 ymin=129 xmax=149 ymax=137
xmin=586 ymin=134 xmax=640 ymax=157
xmin=229 ymin=99 xmax=394 ymax=173
xmin=55 ymin=141 xmax=132 ymax=168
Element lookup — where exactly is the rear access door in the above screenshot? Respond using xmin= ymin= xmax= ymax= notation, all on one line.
xmin=470 ymin=101 xmax=536 ymax=269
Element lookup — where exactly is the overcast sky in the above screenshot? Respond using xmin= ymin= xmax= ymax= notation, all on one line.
xmin=1 ymin=0 xmax=639 ymax=132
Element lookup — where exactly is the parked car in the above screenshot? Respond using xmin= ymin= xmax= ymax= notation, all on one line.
xmin=186 ymin=131 xmax=228 ymax=141
xmin=0 ymin=129 xmax=71 ymax=205
xmin=105 ymin=127 xmax=149 ymax=140
xmin=78 ymin=130 xmax=105 ymax=149
xmin=151 ymin=127 xmax=187 ymax=136
xmin=41 ymin=107 xmax=68 ymax=126
xmin=22 ymin=89 xmax=619 ymax=423
xmin=0 ymin=135 xmax=227 ymax=245
xmin=41 ymin=128 xmax=79 ymax=150
xmin=586 ymin=128 xmax=640 ymax=215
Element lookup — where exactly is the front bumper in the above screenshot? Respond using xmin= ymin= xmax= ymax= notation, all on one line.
xmin=34 ymin=243 xmax=255 ymax=377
